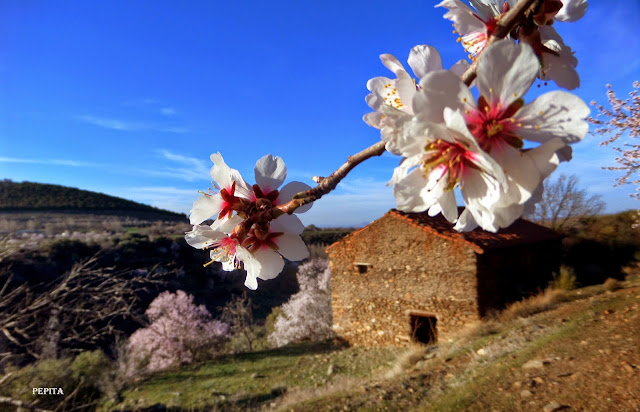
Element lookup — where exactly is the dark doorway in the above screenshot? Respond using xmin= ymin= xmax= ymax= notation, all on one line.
xmin=408 ymin=311 xmax=437 ymax=344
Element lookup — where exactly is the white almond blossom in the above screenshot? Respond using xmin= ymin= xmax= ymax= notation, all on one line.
xmin=392 ymin=108 xmax=507 ymax=228
xmin=187 ymin=154 xmax=312 ymax=289
xmin=437 ymin=0 xmax=587 ymax=90
xmin=436 ymin=0 xmax=506 ymax=58
xmin=364 ymin=45 xmax=468 ymax=154
xmin=413 ymin=40 xmax=589 ymax=230
xmin=189 ymin=153 xmax=251 ymax=225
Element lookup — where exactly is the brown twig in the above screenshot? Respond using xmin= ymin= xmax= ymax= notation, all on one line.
xmin=275 ymin=141 xmax=386 ymax=216
xmin=275 ymin=0 xmax=543 ymax=215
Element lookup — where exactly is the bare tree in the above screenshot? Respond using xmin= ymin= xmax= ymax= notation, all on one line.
xmin=527 ymin=174 xmax=606 ymax=231
xmin=589 ymin=81 xmax=640 ymax=199
xmin=0 ymin=255 xmax=164 ymax=366
xmin=221 ymin=292 xmax=258 ymax=352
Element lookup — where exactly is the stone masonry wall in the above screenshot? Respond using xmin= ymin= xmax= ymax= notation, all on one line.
xmin=328 ymin=213 xmax=479 ymax=346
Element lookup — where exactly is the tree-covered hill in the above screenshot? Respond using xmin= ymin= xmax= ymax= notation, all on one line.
xmin=0 ymin=179 xmax=185 ymax=220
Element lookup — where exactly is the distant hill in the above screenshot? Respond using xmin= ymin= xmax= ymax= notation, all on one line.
xmin=0 ymin=180 xmax=185 ymax=220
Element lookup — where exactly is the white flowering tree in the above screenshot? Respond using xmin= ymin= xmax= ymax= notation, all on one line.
xmin=269 ymin=259 xmax=333 ymax=347
xmin=185 ymin=0 xmax=591 ymax=288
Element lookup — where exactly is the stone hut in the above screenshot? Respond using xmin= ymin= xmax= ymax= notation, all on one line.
xmin=326 ymin=209 xmax=562 ymax=347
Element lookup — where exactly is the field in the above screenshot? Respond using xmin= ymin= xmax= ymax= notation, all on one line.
xmin=1 ymin=208 xmax=639 ymax=411
xmin=106 ymin=272 xmax=640 ymax=411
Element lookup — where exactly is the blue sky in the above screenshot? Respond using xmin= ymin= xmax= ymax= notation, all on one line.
xmin=1 ymin=1 xmax=638 ymax=227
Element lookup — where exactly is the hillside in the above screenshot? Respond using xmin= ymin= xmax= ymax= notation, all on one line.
xmin=0 ymin=180 xmax=185 ymax=220
xmin=107 ymin=272 xmax=640 ymax=411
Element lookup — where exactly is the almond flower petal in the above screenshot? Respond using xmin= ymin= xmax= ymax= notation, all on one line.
xmin=189 ymin=195 xmax=223 ymax=225
xmin=254 ymin=154 xmax=287 ymax=193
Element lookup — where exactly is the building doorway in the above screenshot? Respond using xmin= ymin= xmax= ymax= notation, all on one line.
xmin=408 ymin=311 xmax=437 ymax=344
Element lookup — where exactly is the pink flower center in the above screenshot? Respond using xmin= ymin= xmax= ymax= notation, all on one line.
xmin=205 ymin=236 xmax=240 ymax=268
xmin=422 ymin=139 xmax=476 ymax=191
xmin=465 ymin=96 xmax=524 ymax=153
xmin=242 ymin=226 xmax=283 ymax=251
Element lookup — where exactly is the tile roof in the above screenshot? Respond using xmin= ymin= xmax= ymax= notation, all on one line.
xmin=327 ymin=209 xmax=562 ymax=254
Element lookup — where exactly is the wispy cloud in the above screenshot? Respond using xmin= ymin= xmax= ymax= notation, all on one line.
xmin=77 ymin=115 xmax=143 ymax=131
xmin=133 ymin=150 xmax=210 ymax=182
xmin=0 ymin=156 xmax=99 ymax=168
xmin=77 ymin=114 xmax=190 ymax=134
xmin=160 ymin=107 xmax=177 ymax=116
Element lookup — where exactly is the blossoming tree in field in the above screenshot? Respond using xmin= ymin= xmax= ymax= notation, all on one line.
xmin=186 ymin=0 xmax=590 ymax=288
xmin=269 ymin=259 xmax=333 ymax=347
xmin=127 ymin=290 xmax=229 ymax=374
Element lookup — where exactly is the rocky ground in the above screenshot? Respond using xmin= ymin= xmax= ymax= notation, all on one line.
xmin=278 ymin=275 xmax=640 ymax=412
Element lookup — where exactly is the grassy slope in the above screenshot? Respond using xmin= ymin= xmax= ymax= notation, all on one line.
xmin=110 ymin=342 xmax=401 ymax=410
xmin=111 ymin=274 xmax=640 ymax=412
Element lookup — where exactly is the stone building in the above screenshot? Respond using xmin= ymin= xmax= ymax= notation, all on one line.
xmin=326 ymin=209 xmax=562 ymax=346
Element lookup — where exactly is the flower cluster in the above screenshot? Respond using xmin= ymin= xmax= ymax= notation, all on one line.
xmin=186 ymin=0 xmax=593 ymax=287
xmin=438 ymin=0 xmax=587 ymax=89
xmin=186 ymin=154 xmax=311 ymax=289
xmin=366 ymin=38 xmax=589 ymax=232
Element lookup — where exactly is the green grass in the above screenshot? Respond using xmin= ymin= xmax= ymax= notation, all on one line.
xmin=111 ymin=341 xmax=400 ymax=410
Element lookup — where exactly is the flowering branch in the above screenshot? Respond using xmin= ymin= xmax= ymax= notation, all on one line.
xmin=460 ymin=0 xmax=543 ymax=86
xmin=278 ymin=0 xmax=544 ymax=217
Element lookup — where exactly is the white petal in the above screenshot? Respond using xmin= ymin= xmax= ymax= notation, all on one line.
xmin=380 ymin=54 xmax=407 ymax=77
xmin=366 ymin=77 xmax=393 ymax=96
xmin=251 ymin=248 xmax=285 ymax=281
xmin=244 ymin=275 xmax=258 ymax=290
xmin=254 ymin=154 xmax=287 ymax=192
xmin=555 ymin=0 xmax=587 ymax=22
xmin=416 ymin=70 xmax=473 ymax=123
xmin=210 ymin=153 xmax=249 ymax=196
xmin=275 ymin=233 xmax=309 ymax=261
xmin=408 ymin=45 xmax=443 ymax=79
xmin=477 ymin=40 xmax=538 ymax=107
xmin=221 ymin=259 xmax=236 ymax=272
xmin=453 ymin=208 xmax=479 ymax=232
xmin=394 ymin=166 xmax=445 ymax=213
xmin=516 ymin=91 xmax=589 ymax=144
xmin=469 ymin=0 xmax=502 ymax=19
xmin=277 ymin=181 xmax=313 ymax=213
xmin=539 ymin=26 xmax=579 ymax=90
xmin=363 ymin=111 xmax=384 ymax=129
xmin=185 ymin=224 xmax=225 ymax=249
xmin=210 ymin=214 xmax=243 ymax=234
xmin=449 ymin=59 xmax=470 ymax=78
xmin=438 ymin=190 xmax=459 ymax=223
xmin=189 ymin=195 xmax=223 ymax=225
xmin=271 ymin=213 xmax=305 ymax=235
xmin=436 ymin=0 xmax=487 ymax=36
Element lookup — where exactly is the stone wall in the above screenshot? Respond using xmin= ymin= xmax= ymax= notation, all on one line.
xmin=327 ymin=212 xmax=479 ymax=346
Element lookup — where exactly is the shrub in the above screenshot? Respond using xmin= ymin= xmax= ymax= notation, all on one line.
xmin=603 ymin=277 xmax=622 ymax=291
xmin=550 ymin=265 xmax=578 ymax=291
xmin=500 ymin=289 xmax=568 ymax=321
xmin=269 ymin=259 xmax=334 ymax=347
xmin=127 ymin=290 xmax=230 ymax=375
xmin=2 ymin=351 xmax=114 ymax=411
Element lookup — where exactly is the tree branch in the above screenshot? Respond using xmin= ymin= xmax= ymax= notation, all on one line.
xmin=276 ymin=0 xmax=543 ymax=216
xmin=275 ymin=141 xmax=386 ymax=216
